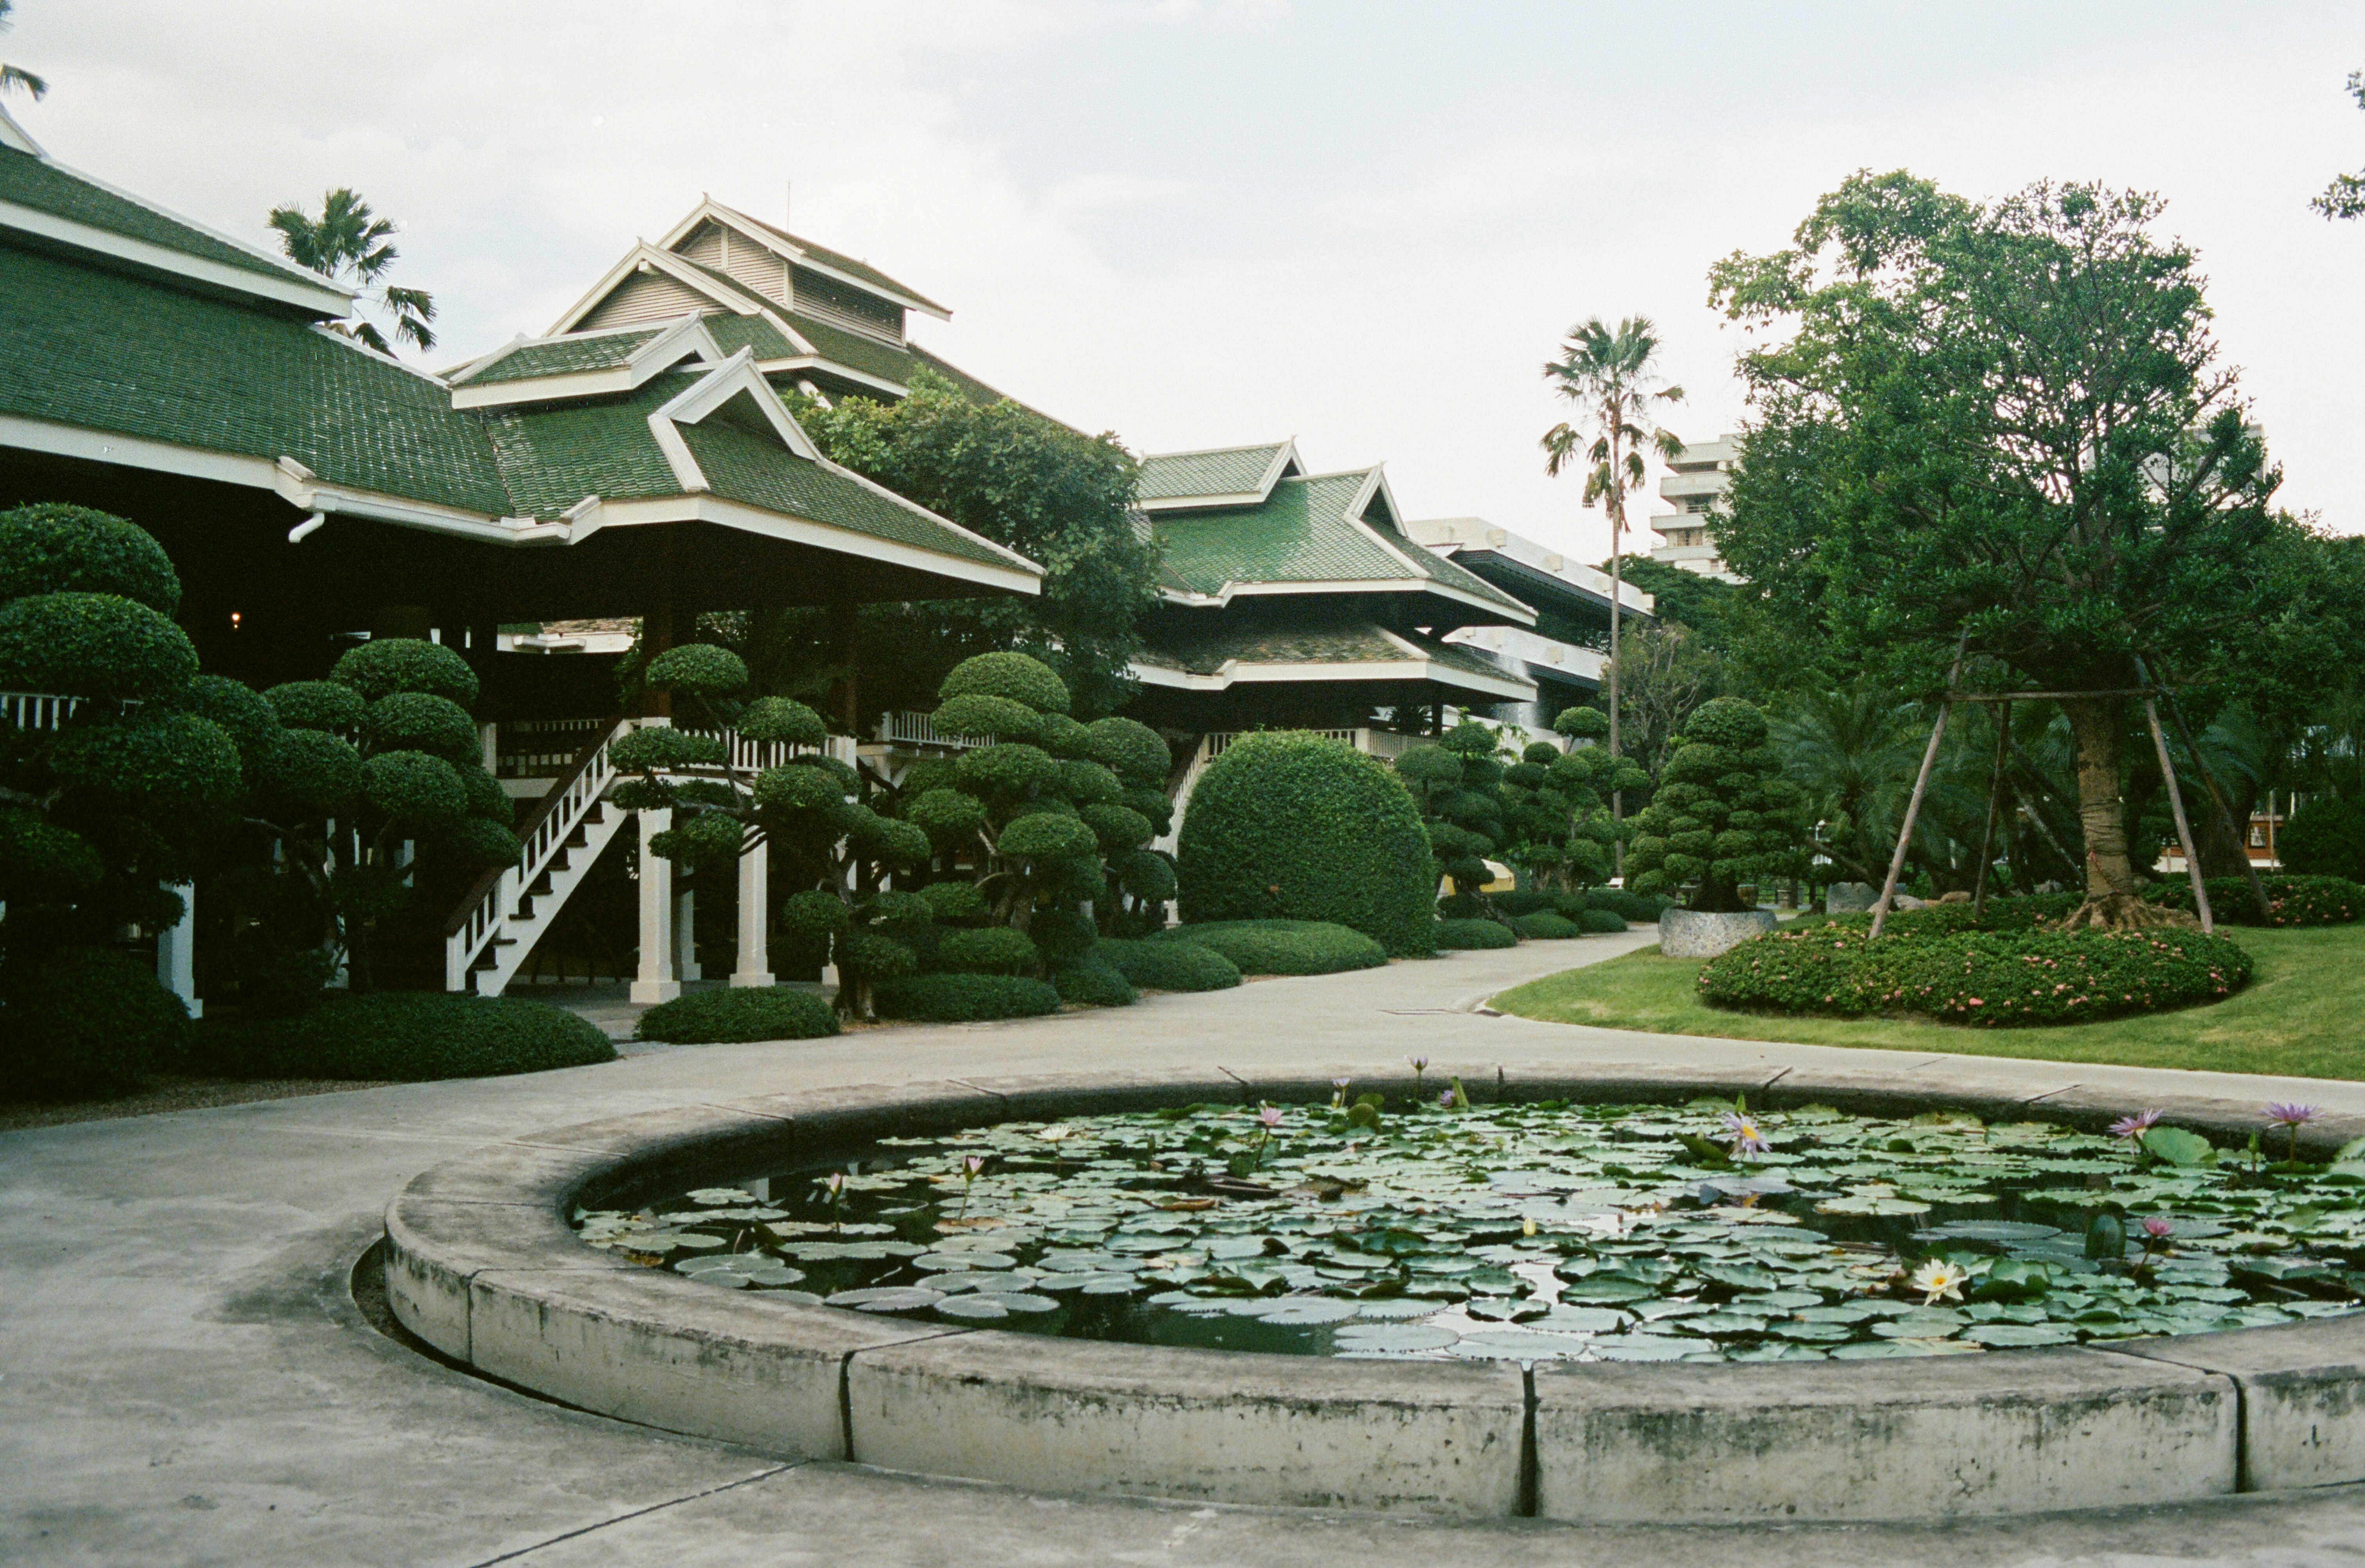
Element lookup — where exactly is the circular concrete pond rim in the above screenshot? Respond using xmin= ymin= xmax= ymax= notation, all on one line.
xmin=380 ymin=1063 xmax=2365 ymax=1524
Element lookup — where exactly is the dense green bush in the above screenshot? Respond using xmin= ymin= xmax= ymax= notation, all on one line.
xmin=1154 ymin=918 xmax=1388 ymax=975
xmin=1569 ymin=887 xmax=1671 ymax=924
xmin=1490 ymin=890 xmax=1558 ymax=917
xmin=1624 ymin=697 xmax=1810 ymax=912
xmin=1176 ymin=732 xmax=1434 ymax=955
xmin=1051 ymin=963 xmax=1138 ymax=1007
xmin=2142 ymin=874 xmax=2365 ymax=928
xmin=0 ymin=502 xmax=181 ymax=613
xmin=2 ymin=945 xmax=190 ymax=1098
xmin=196 ymin=993 xmax=614 ymax=1079
xmin=936 ymin=925 xmax=1043 ymax=975
xmin=873 ymin=973 xmax=1064 ymax=1021
xmin=330 ymin=637 xmax=479 ymax=706
xmin=1574 ymin=907 xmax=1631 ymax=934
xmin=1090 ymin=937 xmax=1242 ymax=991
xmin=0 ymin=591 xmax=201 ymax=699
xmin=1697 ymin=924 xmax=2252 ymax=1027
xmin=1511 ymin=910 xmax=1584 ymax=940
xmin=634 ymin=987 xmax=840 ymax=1044
xmin=2279 ymin=797 xmax=2365 ymax=885
xmin=1434 ymin=917 xmax=1518 ymax=950
xmin=1796 ymin=892 xmax=2084 ymax=936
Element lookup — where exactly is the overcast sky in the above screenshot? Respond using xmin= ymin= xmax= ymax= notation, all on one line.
xmin=10 ymin=1 xmax=2365 ymax=559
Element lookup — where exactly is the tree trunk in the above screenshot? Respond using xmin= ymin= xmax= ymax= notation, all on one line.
xmin=2058 ymin=695 xmax=2193 ymax=930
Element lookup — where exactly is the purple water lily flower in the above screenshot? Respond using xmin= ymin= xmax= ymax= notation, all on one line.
xmin=2109 ymin=1109 xmax=2164 ymax=1142
xmin=2267 ymin=1102 xmax=2321 ymax=1163
xmin=1721 ymin=1111 xmax=1770 ymax=1159
xmin=1439 ymin=1089 xmax=1456 ymax=1107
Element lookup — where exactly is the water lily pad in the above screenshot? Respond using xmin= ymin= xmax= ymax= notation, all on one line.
xmin=1261 ymin=1297 xmax=1361 ymax=1325
xmin=1334 ymin=1323 xmax=1460 ymax=1352
xmin=1450 ymin=1330 xmax=1597 ymax=1360
xmin=1355 ymin=1298 xmax=1441 ymax=1321
xmin=1588 ymin=1333 xmax=1705 ymax=1361
xmin=825 ymin=1287 xmax=944 ymax=1313
xmin=915 ymin=1252 xmax=1016 ymax=1272
xmin=1961 ymin=1322 xmax=2079 ymax=1347
xmin=687 ymin=1188 xmax=755 ymax=1205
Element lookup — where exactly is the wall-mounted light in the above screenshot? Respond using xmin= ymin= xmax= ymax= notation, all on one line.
xmin=230 ymin=612 xmax=243 ymax=630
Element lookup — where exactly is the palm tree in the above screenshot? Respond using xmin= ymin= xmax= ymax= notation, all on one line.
xmin=0 ymin=0 xmax=47 ymax=100
xmin=267 ymin=188 xmax=437 ymax=354
xmin=1541 ymin=317 xmax=1684 ymax=867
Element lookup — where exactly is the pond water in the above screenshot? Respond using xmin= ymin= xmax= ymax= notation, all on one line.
xmin=574 ymin=1096 xmax=2365 ymax=1362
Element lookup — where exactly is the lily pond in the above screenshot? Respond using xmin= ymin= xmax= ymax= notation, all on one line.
xmin=575 ymin=1097 xmax=2365 ymax=1362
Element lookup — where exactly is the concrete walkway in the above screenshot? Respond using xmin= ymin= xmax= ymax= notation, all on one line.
xmin=7 ymin=930 xmax=2364 ymax=1567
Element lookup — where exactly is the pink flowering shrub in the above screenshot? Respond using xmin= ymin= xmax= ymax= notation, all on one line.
xmin=2141 ymin=874 xmax=2363 ymax=928
xmin=1696 ymin=924 xmax=2253 ymax=1027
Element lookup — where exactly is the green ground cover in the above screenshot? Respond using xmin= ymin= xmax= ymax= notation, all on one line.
xmin=1493 ymin=925 xmax=2365 ymax=1080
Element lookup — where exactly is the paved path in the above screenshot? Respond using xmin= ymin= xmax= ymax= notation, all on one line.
xmin=7 ymin=931 xmax=2364 ymax=1567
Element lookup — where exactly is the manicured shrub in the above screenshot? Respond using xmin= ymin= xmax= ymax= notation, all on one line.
xmin=916 ymin=880 xmax=987 ymax=923
xmin=1491 ymin=890 xmax=1558 ymax=917
xmin=1051 ymin=964 xmax=1138 ymax=1007
xmin=0 ymin=502 xmax=181 ymax=613
xmin=1028 ymin=907 xmax=1098 ymax=966
xmin=2142 ymin=874 xmax=2365 ymax=928
xmin=635 ymin=987 xmax=840 ymax=1044
xmin=361 ymin=749 xmax=467 ymax=825
xmin=938 ymin=649 xmax=1071 ymax=714
xmin=1575 ymin=907 xmax=1630 ymax=934
xmin=363 ymin=691 xmax=481 ymax=763
xmin=50 ymin=708 xmax=242 ymax=807
xmin=331 ymin=637 xmax=479 ymax=707
xmin=644 ymin=643 xmax=749 ymax=696
xmin=2279 ymin=797 xmax=2365 ymax=885
xmin=0 ymin=591 xmax=199 ymax=700
xmin=1176 ymin=732 xmax=1434 ymax=956
xmin=1697 ymin=925 xmax=2253 ymax=1027
xmin=1624 ymin=697 xmax=1809 ymax=912
xmin=1434 ymin=917 xmax=1518 ymax=950
xmin=265 ymin=680 xmax=364 ymax=733
xmin=1091 ymin=937 xmax=1242 ymax=991
xmin=1084 ymin=717 xmax=1171 ymax=783
xmin=1511 ymin=910 xmax=1584 ymax=940
xmin=182 ymin=674 xmax=282 ymax=771
xmin=737 ymin=695 xmax=828 ymax=747
xmin=196 ymin=993 xmax=614 ymax=1080
xmin=1575 ymin=888 xmax=1671 ymax=923
xmin=873 ymin=972 xmax=1064 ymax=1021
xmin=2 ymin=945 xmax=190 ymax=1098
xmin=932 ymin=692 xmax=1043 ymax=742
xmin=936 ymin=925 xmax=1043 ymax=975
xmin=1153 ymin=918 xmax=1388 ymax=976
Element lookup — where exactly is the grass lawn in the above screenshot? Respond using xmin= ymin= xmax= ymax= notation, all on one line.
xmin=1493 ymin=924 xmax=2365 ymax=1080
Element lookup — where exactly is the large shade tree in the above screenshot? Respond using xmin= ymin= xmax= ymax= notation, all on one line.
xmin=1711 ymin=171 xmax=2282 ymax=928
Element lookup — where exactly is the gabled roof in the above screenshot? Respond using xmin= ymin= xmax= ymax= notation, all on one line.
xmin=446 ymin=315 xmax=724 ymax=407
xmin=663 ymin=196 xmax=952 ymax=319
xmin=1139 ymin=460 xmax=1535 ymax=625
xmin=1132 ymin=618 xmax=1536 ymax=702
xmin=0 ymin=106 xmax=351 ymax=317
xmin=1406 ymin=517 xmax=1654 ymax=620
xmin=1136 ymin=439 xmax=1301 ymax=510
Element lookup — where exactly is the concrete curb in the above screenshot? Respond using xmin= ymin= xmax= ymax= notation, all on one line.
xmin=380 ymin=1066 xmax=2365 ymax=1521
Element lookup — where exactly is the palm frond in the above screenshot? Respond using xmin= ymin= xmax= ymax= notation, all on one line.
xmin=0 ymin=61 xmax=44 ymax=99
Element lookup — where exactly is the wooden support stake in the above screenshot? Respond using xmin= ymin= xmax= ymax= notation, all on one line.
xmin=1972 ymin=700 xmax=2012 ymax=919
xmin=2144 ymin=693 xmax=2213 ymax=934
xmin=1872 ymin=639 xmax=1967 ymax=939
xmin=2144 ymin=660 xmax=2271 ymax=923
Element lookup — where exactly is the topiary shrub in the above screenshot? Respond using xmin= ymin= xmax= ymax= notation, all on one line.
xmin=2142 ymin=874 xmax=2365 ymax=928
xmin=936 ymin=925 xmax=1043 ymax=976
xmin=0 ymin=591 xmax=200 ymax=699
xmin=1511 ymin=910 xmax=1583 ymax=940
xmin=2278 ymin=797 xmax=2365 ymax=885
xmin=634 ymin=987 xmax=840 ymax=1044
xmin=1176 ymin=732 xmax=1434 ymax=955
xmin=1051 ymin=963 xmax=1137 ymax=1007
xmin=1579 ymin=887 xmax=1672 ymax=924
xmin=644 ymin=643 xmax=750 ymax=697
xmin=362 ymin=691 xmax=480 ymax=763
xmin=873 ymin=972 xmax=1064 ymax=1021
xmin=938 ymin=650 xmax=1071 ymax=715
xmin=194 ymin=992 xmax=614 ymax=1079
xmin=1434 ymin=917 xmax=1518 ymax=950
xmin=1152 ymin=918 xmax=1388 ymax=976
xmin=916 ymin=880 xmax=987 ymax=924
xmin=266 ymin=680 xmax=365 ymax=733
xmin=1491 ymin=890 xmax=1558 ymax=917
xmin=331 ymin=637 xmax=479 ymax=707
xmin=1090 ymin=937 xmax=1242 ymax=991
xmin=1625 ymin=697 xmax=1809 ymax=911
xmin=1696 ymin=925 xmax=2252 ymax=1026
xmin=2 ymin=945 xmax=190 ymax=1098
xmin=1575 ymin=907 xmax=1629 ymax=934
xmin=1028 ymin=907 xmax=1098 ymax=967
xmin=0 ymin=501 xmax=181 ymax=613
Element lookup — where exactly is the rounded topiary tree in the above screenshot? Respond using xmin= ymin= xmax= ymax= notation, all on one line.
xmin=1175 ymin=731 xmax=1434 ymax=955
xmin=1623 ymin=696 xmax=1809 ymax=912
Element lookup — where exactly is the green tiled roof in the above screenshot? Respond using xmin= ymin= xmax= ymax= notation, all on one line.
xmin=0 ymin=144 xmax=324 ymax=289
xmin=699 ymin=310 xmax=800 ymax=362
xmin=479 ymin=376 xmax=685 ymax=516
xmin=679 ymin=418 xmax=1017 ymax=571
xmin=783 ymin=310 xmax=917 ymax=386
xmin=1138 ymin=443 xmax=1287 ymax=502
xmin=465 ymin=328 xmax=665 ymax=385
xmin=0 ymin=241 xmax=511 ymax=513
xmin=1392 ymin=530 xmax=1531 ymax=610
xmin=1137 ymin=616 xmax=1530 ymax=693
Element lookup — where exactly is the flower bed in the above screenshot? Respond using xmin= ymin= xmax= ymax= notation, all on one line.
xmin=1697 ymin=924 xmax=2253 ymax=1025
xmin=2144 ymin=874 xmax=2365 ymax=928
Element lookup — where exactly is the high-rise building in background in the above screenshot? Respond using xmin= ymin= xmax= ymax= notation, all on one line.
xmin=1647 ymin=434 xmax=1744 ymax=583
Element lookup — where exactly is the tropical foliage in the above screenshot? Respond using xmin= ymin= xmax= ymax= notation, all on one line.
xmin=268 ymin=188 xmax=439 ymax=354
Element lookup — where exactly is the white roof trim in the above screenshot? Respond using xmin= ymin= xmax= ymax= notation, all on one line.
xmin=1136 ymin=437 xmax=1302 ymax=513
xmin=0 ymin=104 xmax=41 ymax=156
xmin=449 ymin=315 xmax=725 ymax=407
xmin=565 ymin=493 xmax=1039 ymax=595
xmin=650 ymin=349 xmax=824 ymax=461
xmin=0 ymin=412 xmax=280 ymax=490
xmin=1155 ymin=577 xmax=1534 ymax=624
xmin=662 ymin=197 xmax=954 ymax=322
xmin=547 ymin=242 xmax=813 ymax=352
xmin=755 ymin=355 xmax=909 ymax=398
xmin=0 ymin=195 xmax=354 ymax=317
xmin=1130 ymin=645 xmax=1536 ymax=701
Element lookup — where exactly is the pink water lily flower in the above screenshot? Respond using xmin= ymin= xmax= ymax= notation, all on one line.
xmin=2141 ymin=1215 xmax=2175 ymax=1238
xmin=2109 ymin=1109 xmax=2164 ymax=1142
xmin=1258 ymin=1105 xmax=1284 ymax=1130
xmin=964 ymin=1154 xmax=985 ymax=1177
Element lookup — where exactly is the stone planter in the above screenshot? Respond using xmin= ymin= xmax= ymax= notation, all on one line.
xmin=1656 ymin=907 xmax=1776 ymax=958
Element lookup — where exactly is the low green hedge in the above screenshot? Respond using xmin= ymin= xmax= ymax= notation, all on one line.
xmin=2143 ymin=874 xmax=2365 ymax=928
xmin=1567 ymin=888 xmax=1669 ymax=924
xmin=196 ymin=993 xmax=615 ymax=1079
xmin=1574 ymin=907 xmax=1629 ymax=934
xmin=1793 ymin=893 xmax=2082 ymax=936
xmin=1489 ymin=890 xmax=1559 ymax=917
xmin=1051 ymin=963 xmax=1138 ymax=1007
xmin=873 ymin=973 xmax=1064 ymax=1021
xmin=1091 ymin=938 xmax=1243 ymax=991
xmin=1152 ymin=919 xmax=1389 ymax=976
xmin=3 ymin=945 xmax=191 ymax=1098
xmin=1697 ymin=925 xmax=2253 ymax=1027
xmin=1511 ymin=910 xmax=1584 ymax=940
xmin=634 ymin=987 xmax=839 ymax=1043
xmin=1434 ymin=917 xmax=1518 ymax=950
xmin=934 ymin=925 xmax=1044 ymax=975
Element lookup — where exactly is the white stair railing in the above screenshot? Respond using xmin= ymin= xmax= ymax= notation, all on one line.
xmin=445 ymin=717 xmax=632 ymax=992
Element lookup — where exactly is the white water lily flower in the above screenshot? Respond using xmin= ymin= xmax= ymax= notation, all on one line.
xmin=1909 ymin=1258 xmax=1969 ymax=1305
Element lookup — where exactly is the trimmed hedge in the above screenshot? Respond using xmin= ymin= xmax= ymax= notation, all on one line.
xmin=1511 ymin=910 xmax=1584 ymax=940
xmin=1175 ymin=732 xmax=1435 ymax=956
xmin=196 ymin=993 xmax=615 ymax=1079
xmin=1574 ymin=907 xmax=1629 ymax=934
xmin=935 ymin=925 xmax=1043 ymax=975
xmin=1153 ymin=919 xmax=1388 ymax=976
xmin=1697 ymin=925 xmax=2253 ymax=1027
xmin=2142 ymin=874 xmax=2365 ymax=928
xmin=1568 ymin=888 xmax=1671 ymax=924
xmin=873 ymin=973 xmax=1064 ymax=1021
xmin=1490 ymin=890 xmax=1559 ymax=918
xmin=1434 ymin=917 xmax=1518 ymax=950
xmin=3 ymin=945 xmax=190 ymax=1098
xmin=634 ymin=987 xmax=839 ymax=1044
xmin=1091 ymin=938 xmax=1242 ymax=991
xmin=1052 ymin=964 xmax=1138 ymax=1007
xmin=2279 ymin=796 xmax=2365 ymax=884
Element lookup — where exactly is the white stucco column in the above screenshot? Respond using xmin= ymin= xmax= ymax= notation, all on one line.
xmin=674 ymin=889 xmax=701 ymax=981
xmin=731 ymin=840 xmax=772 ymax=987
xmin=157 ymin=881 xmax=200 ymax=1019
xmin=632 ymin=810 xmax=680 ymax=1004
